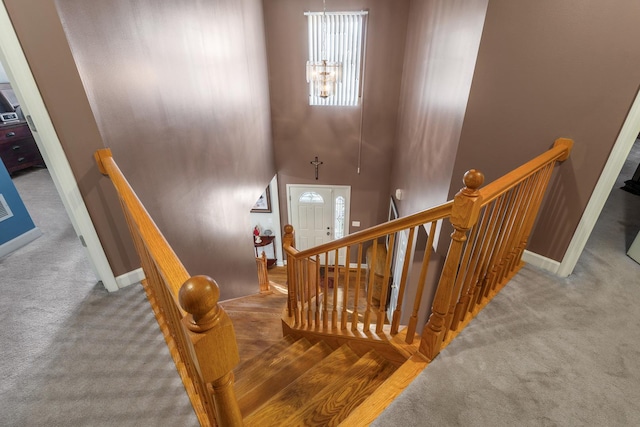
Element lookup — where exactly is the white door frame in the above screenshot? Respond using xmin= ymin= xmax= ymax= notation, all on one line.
xmin=0 ymin=4 xmax=118 ymax=291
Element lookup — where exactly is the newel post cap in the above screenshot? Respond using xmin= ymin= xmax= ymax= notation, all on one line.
xmin=462 ymin=169 xmax=484 ymax=195
xmin=179 ymin=275 xmax=221 ymax=332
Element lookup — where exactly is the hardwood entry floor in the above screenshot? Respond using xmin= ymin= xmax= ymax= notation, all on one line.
xmin=219 ymin=266 xmax=384 ymax=366
xmin=220 ymin=281 xmax=288 ymax=366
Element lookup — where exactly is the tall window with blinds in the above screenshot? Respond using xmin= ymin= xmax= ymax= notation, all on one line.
xmin=305 ymin=11 xmax=368 ymax=106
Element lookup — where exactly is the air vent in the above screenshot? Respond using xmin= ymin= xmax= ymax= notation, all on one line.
xmin=0 ymin=194 xmax=14 ymax=223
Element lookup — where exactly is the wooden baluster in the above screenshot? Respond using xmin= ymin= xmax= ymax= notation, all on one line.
xmin=315 ymin=254 xmax=321 ymax=327
xmin=332 ymin=249 xmax=340 ymax=329
xmin=306 ymin=258 xmax=313 ymax=327
xmin=351 ymin=244 xmax=363 ymax=332
xmin=475 ymin=192 xmax=510 ymax=305
xmin=484 ymin=188 xmax=520 ymax=296
xmin=179 ymin=276 xmax=242 ymax=427
xmin=376 ymin=233 xmax=395 ymax=333
xmin=499 ymin=174 xmax=537 ymax=283
xmin=470 ymin=201 xmax=501 ymax=313
xmin=341 ymin=246 xmax=351 ymax=330
xmin=490 ymin=182 xmax=527 ymax=290
xmin=283 ymin=225 xmax=296 ymax=319
xmin=405 ymin=223 xmax=436 ymax=342
xmin=393 ymin=227 xmax=415 ymax=336
xmin=322 ymin=252 xmax=329 ymax=330
xmin=512 ymin=163 xmax=555 ymax=273
xmin=420 ymin=170 xmax=484 ymax=361
xmin=510 ymin=139 xmax=571 ymax=270
xmin=506 ymin=173 xmax=540 ymax=276
xmin=297 ymin=259 xmax=304 ymax=328
xmin=363 ymin=240 xmax=378 ymax=331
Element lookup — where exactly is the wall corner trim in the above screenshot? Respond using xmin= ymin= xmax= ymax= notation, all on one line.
xmin=115 ymin=267 xmax=145 ymax=290
xmin=522 ymin=249 xmax=561 ymax=276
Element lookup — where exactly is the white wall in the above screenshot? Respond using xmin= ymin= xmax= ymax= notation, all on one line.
xmin=249 ymin=174 xmax=284 ymax=266
xmin=0 ymin=61 xmax=8 ymax=83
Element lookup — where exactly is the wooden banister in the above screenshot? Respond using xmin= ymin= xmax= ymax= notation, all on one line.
xmin=281 ymin=139 xmax=573 ymax=365
xmin=95 ymin=148 xmax=242 ymax=427
xmin=94 ymin=148 xmax=189 ymax=306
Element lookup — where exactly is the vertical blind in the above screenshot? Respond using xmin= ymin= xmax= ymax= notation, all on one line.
xmin=305 ymin=11 xmax=368 ymax=106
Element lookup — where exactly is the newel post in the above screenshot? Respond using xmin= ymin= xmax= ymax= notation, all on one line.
xmin=179 ymin=276 xmax=243 ymax=426
xmin=283 ymin=224 xmax=295 ymax=249
xmin=419 ymin=170 xmax=484 ymax=361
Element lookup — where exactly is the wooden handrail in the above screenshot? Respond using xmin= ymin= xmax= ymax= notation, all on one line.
xmin=95 ymin=148 xmax=242 ymax=427
xmin=283 ymin=201 xmax=453 ymax=258
xmin=94 ymin=148 xmax=189 ymax=309
xmin=479 ymin=138 xmax=573 ymax=204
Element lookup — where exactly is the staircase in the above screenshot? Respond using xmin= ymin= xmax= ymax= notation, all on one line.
xmin=234 ymin=336 xmax=396 ymax=426
xmin=94 ymin=140 xmax=574 ymax=426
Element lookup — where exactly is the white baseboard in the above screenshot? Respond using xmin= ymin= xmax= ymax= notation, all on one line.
xmin=115 ymin=267 xmax=145 ymax=289
xmin=0 ymin=227 xmax=43 ymax=259
xmin=521 ymin=249 xmax=561 ymax=275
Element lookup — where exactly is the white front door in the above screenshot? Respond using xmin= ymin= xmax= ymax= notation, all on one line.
xmin=289 ymin=186 xmax=333 ymax=250
xmin=287 ymin=184 xmax=350 ymax=265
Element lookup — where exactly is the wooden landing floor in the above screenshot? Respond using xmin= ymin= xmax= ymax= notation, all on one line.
xmin=220 ymin=286 xmax=288 ymax=366
xmin=219 ymin=266 xmax=384 ymax=366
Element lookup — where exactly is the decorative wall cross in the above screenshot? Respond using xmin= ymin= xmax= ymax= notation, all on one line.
xmin=310 ymin=156 xmax=323 ymax=180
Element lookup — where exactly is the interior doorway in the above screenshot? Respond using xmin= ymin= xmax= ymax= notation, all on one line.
xmin=0 ymin=6 xmax=117 ymax=290
xmin=286 ymin=184 xmax=351 ymax=266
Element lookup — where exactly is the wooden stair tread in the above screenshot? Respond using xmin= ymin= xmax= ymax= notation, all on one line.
xmin=238 ymin=341 xmax=333 ymax=418
xmin=279 ymin=350 xmax=396 ymax=427
xmin=244 ymin=344 xmax=360 ymax=426
xmin=234 ymin=338 xmax=311 ymax=396
xmin=233 ymin=335 xmax=294 ymax=384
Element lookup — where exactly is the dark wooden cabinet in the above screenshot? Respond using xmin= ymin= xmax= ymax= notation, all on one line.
xmin=0 ymin=122 xmax=44 ymax=174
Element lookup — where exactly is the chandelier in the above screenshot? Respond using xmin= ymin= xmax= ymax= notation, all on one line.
xmin=306 ymin=0 xmax=343 ymax=99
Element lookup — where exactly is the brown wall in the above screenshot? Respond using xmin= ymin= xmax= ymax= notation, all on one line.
xmin=389 ymin=0 xmax=489 ymax=225
xmin=452 ymin=0 xmax=640 ymax=261
xmin=7 ymin=0 xmax=275 ymax=299
xmin=263 ymin=0 xmax=409 ymax=234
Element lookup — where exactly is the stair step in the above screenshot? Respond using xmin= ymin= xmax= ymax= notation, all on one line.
xmin=244 ymin=344 xmax=360 ymax=426
xmin=234 ymin=337 xmax=312 ymax=397
xmin=278 ymin=350 xmax=396 ymax=427
xmin=233 ymin=335 xmax=294 ymax=384
xmin=238 ymin=341 xmax=333 ymax=417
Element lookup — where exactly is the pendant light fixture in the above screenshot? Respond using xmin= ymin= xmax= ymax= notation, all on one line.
xmin=306 ymin=0 xmax=343 ymax=99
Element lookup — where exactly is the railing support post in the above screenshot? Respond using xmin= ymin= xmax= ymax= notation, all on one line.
xmin=419 ymin=170 xmax=484 ymax=361
xmin=179 ymin=276 xmax=243 ymax=426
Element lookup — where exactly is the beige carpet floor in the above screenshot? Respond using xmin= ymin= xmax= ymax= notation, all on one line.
xmin=0 ymin=138 xmax=638 ymax=426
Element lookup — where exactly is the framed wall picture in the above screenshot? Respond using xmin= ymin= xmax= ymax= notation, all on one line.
xmin=251 ymin=186 xmax=271 ymax=213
